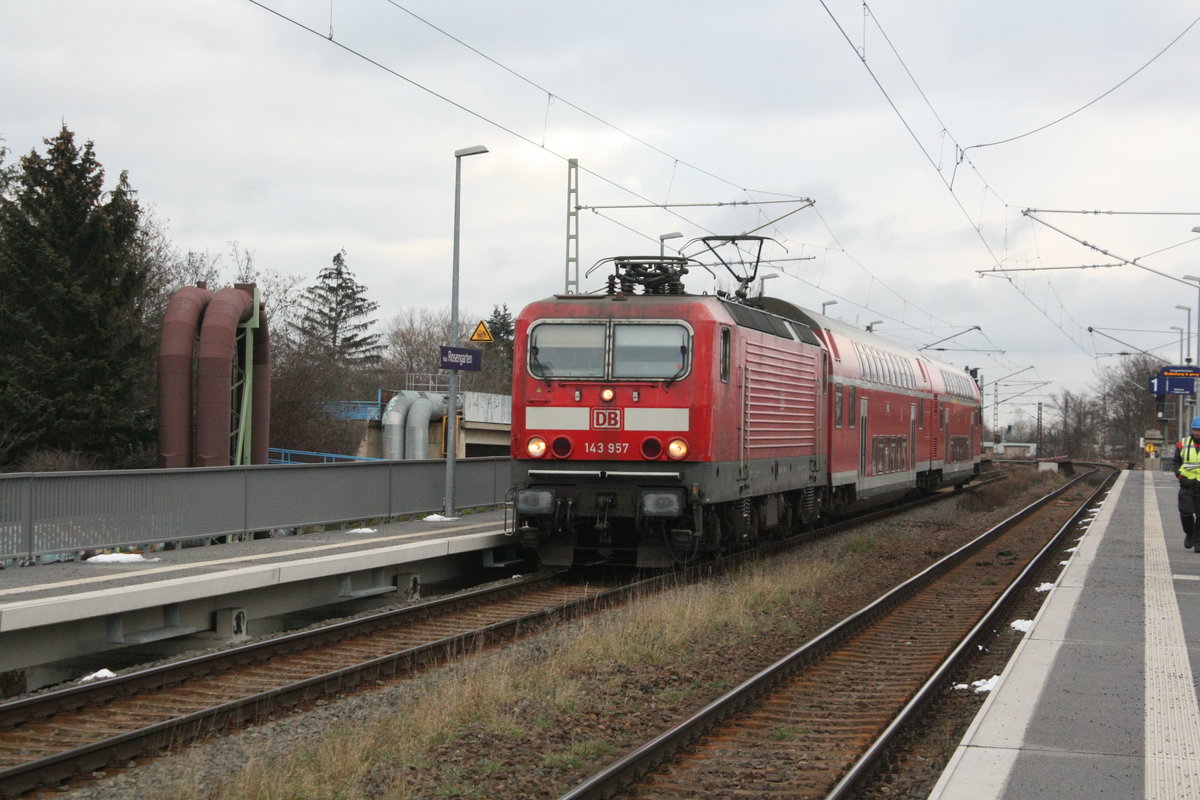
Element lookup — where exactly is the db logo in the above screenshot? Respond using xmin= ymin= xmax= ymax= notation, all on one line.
xmin=591 ymin=408 xmax=623 ymax=429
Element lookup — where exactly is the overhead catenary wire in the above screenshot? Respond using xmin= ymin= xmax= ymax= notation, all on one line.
xmin=244 ymin=0 xmax=737 ymax=243
xmin=816 ymin=0 xmax=1177 ymax=362
xmin=247 ymin=0 xmax=982 ymax=361
xmin=379 ymin=0 xmax=761 ymax=195
xmin=964 ymin=12 xmax=1200 ymax=152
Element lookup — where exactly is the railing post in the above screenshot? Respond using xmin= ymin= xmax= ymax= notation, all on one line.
xmin=21 ymin=474 xmax=34 ymax=563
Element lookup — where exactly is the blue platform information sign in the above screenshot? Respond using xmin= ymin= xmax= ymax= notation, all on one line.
xmin=440 ymin=345 xmax=482 ymax=372
xmin=1149 ymin=376 xmax=1195 ymax=395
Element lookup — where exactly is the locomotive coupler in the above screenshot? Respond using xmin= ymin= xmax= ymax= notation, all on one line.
xmin=554 ymin=498 xmax=574 ymax=533
xmin=594 ymin=495 xmax=614 ymax=543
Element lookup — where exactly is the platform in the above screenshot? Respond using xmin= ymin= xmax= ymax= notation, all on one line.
xmin=930 ymin=469 xmax=1200 ymax=798
xmin=0 ymin=510 xmax=518 ymax=692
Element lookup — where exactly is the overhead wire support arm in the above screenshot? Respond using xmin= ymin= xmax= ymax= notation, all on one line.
xmin=1024 ymin=208 xmax=1200 ymax=217
xmin=1022 ymin=211 xmax=1196 ymax=287
xmin=575 ymin=198 xmax=814 ymax=211
xmin=918 ymin=325 xmax=980 ymax=351
xmin=1086 ymin=326 xmax=1171 ymax=363
xmin=977 ymin=263 xmax=1123 ymax=275
xmin=995 ymin=382 xmax=1052 ymax=404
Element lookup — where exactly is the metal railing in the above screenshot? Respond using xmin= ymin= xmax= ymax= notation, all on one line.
xmin=0 ymin=457 xmax=510 ymax=564
xmin=268 ymin=447 xmax=385 ymax=464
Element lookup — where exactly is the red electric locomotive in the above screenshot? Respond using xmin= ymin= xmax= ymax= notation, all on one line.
xmin=510 ymin=237 xmax=981 ymax=567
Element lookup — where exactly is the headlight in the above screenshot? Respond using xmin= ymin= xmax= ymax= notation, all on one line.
xmin=600 ymin=387 xmax=616 ymax=402
xmin=517 ymin=489 xmax=555 ymax=514
xmin=642 ymin=490 xmax=685 ymax=516
xmin=667 ymin=438 xmax=689 ymax=460
xmin=526 ymin=436 xmax=547 ymax=458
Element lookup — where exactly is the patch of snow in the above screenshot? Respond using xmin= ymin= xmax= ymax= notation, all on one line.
xmin=1010 ymin=619 xmax=1034 ymax=633
xmin=422 ymin=514 xmax=459 ymax=522
xmin=86 ymin=553 xmax=160 ymax=564
xmin=971 ymin=675 xmax=1000 ymax=693
xmin=79 ymin=668 xmax=116 ymax=683
xmin=954 ymin=676 xmax=999 ymax=693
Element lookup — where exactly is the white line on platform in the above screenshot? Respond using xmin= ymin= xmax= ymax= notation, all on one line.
xmin=1144 ymin=473 xmax=1200 ymax=795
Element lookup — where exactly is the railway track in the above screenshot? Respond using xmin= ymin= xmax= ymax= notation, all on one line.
xmin=0 ymin=473 xmax=1008 ymax=798
xmin=0 ymin=574 xmax=631 ymax=798
xmin=560 ymin=466 xmax=1112 ymax=799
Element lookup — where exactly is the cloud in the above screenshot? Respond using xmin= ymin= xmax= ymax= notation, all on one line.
xmin=3 ymin=0 xmax=1198 ymax=428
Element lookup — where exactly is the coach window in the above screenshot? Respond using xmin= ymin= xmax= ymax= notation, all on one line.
xmin=528 ymin=322 xmax=606 ymax=378
xmin=848 ymin=386 xmax=857 ymax=428
xmin=612 ymin=323 xmax=690 ymax=379
xmin=834 ymin=382 xmax=843 ymax=427
xmin=720 ymin=327 xmax=731 ymax=383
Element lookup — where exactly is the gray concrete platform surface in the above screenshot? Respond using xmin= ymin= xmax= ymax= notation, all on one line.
xmin=0 ymin=509 xmax=518 ymax=691
xmin=930 ymin=469 xmax=1200 ymax=799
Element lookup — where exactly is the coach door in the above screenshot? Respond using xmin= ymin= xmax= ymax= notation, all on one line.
xmin=910 ymin=403 xmax=917 ymax=471
xmin=859 ymin=396 xmax=869 ymax=476
xmin=943 ymin=405 xmax=951 ymax=463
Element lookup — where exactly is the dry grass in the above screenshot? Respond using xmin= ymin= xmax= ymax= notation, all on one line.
xmin=184 ymin=557 xmax=842 ymax=800
xmin=173 ymin=471 xmax=1062 ymax=799
xmin=956 ymin=467 xmax=1062 ymax=512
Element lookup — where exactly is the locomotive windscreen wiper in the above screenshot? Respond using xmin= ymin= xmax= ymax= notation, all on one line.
xmin=665 ymin=345 xmax=688 ymax=386
xmin=529 ymin=344 xmax=552 ymax=380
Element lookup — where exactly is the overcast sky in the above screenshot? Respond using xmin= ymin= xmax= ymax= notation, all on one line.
xmin=4 ymin=1 xmax=1200 ymax=430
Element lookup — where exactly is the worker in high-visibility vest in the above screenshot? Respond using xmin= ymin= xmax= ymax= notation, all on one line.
xmin=1173 ymin=415 xmax=1200 ymax=551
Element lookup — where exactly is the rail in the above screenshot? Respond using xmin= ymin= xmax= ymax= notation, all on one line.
xmin=559 ymin=467 xmax=1109 ymax=799
xmin=0 ymin=457 xmax=510 ymax=565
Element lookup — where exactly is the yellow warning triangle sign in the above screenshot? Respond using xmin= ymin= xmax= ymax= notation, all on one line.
xmin=469 ymin=320 xmax=494 ymax=343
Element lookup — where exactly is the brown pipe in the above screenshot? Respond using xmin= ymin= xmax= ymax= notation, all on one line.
xmin=156 ymin=286 xmax=213 ymax=468
xmin=251 ymin=306 xmax=271 ymax=465
xmin=194 ymin=287 xmax=253 ymax=466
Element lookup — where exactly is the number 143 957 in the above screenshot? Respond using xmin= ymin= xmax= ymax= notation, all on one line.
xmin=584 ymin=441 xmax=629 ymax=455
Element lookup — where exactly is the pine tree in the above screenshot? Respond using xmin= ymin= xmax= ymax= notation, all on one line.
xmin=292 ymin=249 xmax=382 ymax=367
xmin=0 ymin=126 xmax=150 ymax=468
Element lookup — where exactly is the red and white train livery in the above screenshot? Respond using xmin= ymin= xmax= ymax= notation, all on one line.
xmin=510 ymin=244 xmax=981 ymax=567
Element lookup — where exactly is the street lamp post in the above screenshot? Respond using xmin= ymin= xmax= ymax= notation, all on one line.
xmin=1172 ymin=324 xmax=1187 ymax=439
xmin=444 ymin=144 xmax=488 ymax=518
xmin=821 ymin=300 xmax=838 ymax=315
xmin=1183 ymin=273 xmax=1200 ymax=363
xmin=1176 ymin=304 xmax=1192 ymax=364
xmin=866 ymin=320 xmax=883 ymax=333
xmin=1183 ymin=273 xmax=1200 ymax=431
xmin=1171 ymin=325 xmax=1185 ymax=363
xmin=659 ymin=231 xmax=683 ymax=257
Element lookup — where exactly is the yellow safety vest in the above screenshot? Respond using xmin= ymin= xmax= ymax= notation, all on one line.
xmin=1179 ymin=438 xmax=1200 ymax=480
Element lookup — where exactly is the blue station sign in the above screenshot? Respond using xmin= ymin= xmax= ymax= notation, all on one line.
xmin=440 ymin=345 xmax=482 ymax=372
xmin=1150 ymin=375 xmax=1196 ymax=395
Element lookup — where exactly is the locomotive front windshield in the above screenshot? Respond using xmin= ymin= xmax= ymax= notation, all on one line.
xmin=529 ymin=321 xmax=690 ymax=380
xmin=528 ymin=323 xmax=606 ymax=377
